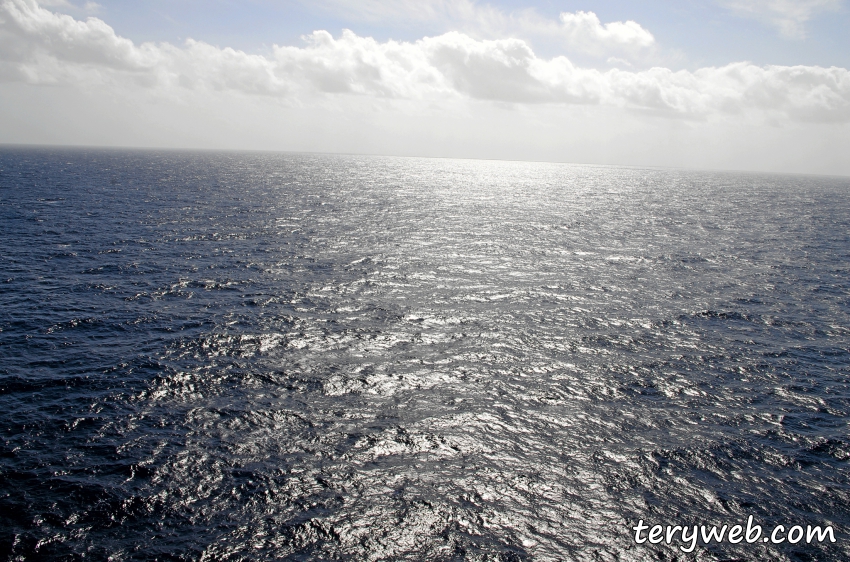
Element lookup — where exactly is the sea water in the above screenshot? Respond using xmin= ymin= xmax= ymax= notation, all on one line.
xmin=1 ymin=148 xmax=848 ymax=560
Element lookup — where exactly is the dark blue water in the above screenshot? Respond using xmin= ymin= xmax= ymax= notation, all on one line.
xmin=0 ymin=147 xmax=848 ymax=561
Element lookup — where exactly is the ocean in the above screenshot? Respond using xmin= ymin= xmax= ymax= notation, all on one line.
xmin=1 ymin=147 xmax=848 ymax=561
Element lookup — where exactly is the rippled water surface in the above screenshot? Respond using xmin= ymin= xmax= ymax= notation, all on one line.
xmin=1 ymin=148 xmax=849 ymax=561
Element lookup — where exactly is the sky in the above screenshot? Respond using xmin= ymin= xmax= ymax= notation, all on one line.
xmin=1 ymin=0 xmax=849 ymax=175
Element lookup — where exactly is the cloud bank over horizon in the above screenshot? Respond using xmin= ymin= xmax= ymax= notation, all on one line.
xmin=1 ymin=0 xmax=850 ymax=175
xmin=2 ymin=0 xmax=849 ymax=120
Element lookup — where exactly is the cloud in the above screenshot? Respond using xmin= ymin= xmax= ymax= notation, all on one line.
xmin=1 ymin=0 xmax=849 ymax=123
xmin=0 ymin=0 xmax=161 ymax=76
xmin=557 ymin=11 xmax=654 ymax=54
xmin=305 ymin=0 xmax=656 ymax=59
xmin=719 ymin=0 xmax=843 ymax=38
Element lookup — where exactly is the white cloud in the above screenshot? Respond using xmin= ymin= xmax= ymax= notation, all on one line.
xmin=0 ymin=0 xmax=161 ymax=75
xmin=305 ymin=0 xmax=656 ymax=59
xmin=719 ymin=0 xmax=843 ymax=38
xmin=1 ymin=0 xmax=849 ymax=124
xmin=557 ymin=11 xmax=654 ymax=54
